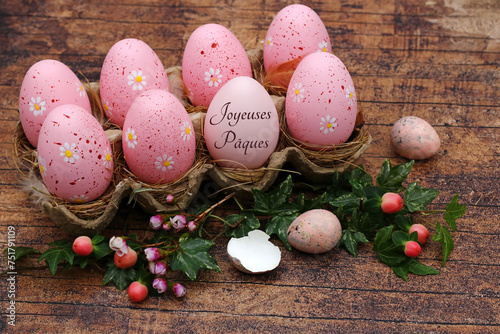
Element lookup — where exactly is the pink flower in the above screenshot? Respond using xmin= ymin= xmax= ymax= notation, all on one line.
xmin=149 ymin=261 xmax=167 ymax=276
xmin=162 ymin=221 xmax=171 ymax=231
xmin=109 ymin=236 xmax=128 ymax=257
xmin=187 ymin=221 xmax=197 ymax=232
xmin=170 ymin=215 xmax=187 ymax=230
xmin=165 ymin=194 xmax=175 ymax=203
xmin=152 ymin=278 xmax=167 ymax=294
xmin=144 ymin=247 xmax=162 ymax=262
xmin=172 ymin=283 xmax=186 ymax=298
xmin=149 ymin=215 xmax=163 ymax=230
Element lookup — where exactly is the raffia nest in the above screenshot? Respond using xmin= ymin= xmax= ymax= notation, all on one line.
xmin=14 ymin=49 xmax=371 ymax=235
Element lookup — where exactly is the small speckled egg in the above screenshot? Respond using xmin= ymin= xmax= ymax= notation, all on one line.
xmin=263 ymin=4 xmax=331 ymax=72
xmin=391 ymin=116 xmax=441 ymax=160
xmin=204 ymin=76 xmax=280 ymax=169
xmin=122 ymin=89 xmax=196 ymax=184
xmin=182 ymin=24 xmax=252 ymax=107
xmin=100 ymin=38 xmax=169 ymax=127
xmin=286 ymin=52 xmax=357 ymax=147
xmin=19 ymin=59 xmax=92 ymax=147
xmin=37 ymin=104 xmax=114 ymax=203
xmin=287 ymin=209 xmax=342 ymax=254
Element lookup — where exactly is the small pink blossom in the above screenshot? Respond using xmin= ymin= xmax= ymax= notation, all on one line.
xmin=149 ymin=215 xmax=163 ymax=230
xmin=149 ymin=261 xmax=167 ymax=276
xmin=144 ymin=247 xmax=162 ymax=262
xmin=187 ymin=221 xmax=197 ymax=232
xmin=109 ymin=236 xmax=128 ymax=257
xmin=165 ymin=194 xmax=175 ymax=203
xmin=162 ymin=222 xmax=171 ymax=231
xmin=170 ymin=215 xmax=187 ymax=230
xmin=172 ymin=283 xmax=186 ymax=298
xmin=152 ymin=278 xmax=167 ymax=294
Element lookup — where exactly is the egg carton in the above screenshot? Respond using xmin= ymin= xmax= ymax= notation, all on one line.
xmin=15 ymin=50 xmax=371 ymax=236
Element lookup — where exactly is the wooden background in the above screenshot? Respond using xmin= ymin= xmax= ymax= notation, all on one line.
xmin=1 ymin=0 xmax=499 ymax=332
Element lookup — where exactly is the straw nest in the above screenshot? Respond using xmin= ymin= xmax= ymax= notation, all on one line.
xmin=14 ymin=49 xmax=371 ymax=235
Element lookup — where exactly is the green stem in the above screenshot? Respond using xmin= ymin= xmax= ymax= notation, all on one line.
xmin=233 ymin=196 xmax=244 ymax=211
xmin=208 ymin=214 xmax=230 ymax=226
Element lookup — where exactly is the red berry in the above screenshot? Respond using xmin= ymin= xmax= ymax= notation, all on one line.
xmin=128 ymin=281 xmax=148 ymax=303
xmin=381 ymin=192 xmax=404 ymax=214
xmin=72 ymin=236 xmax=93 ymax=256
xmin=408 ymin=223 xmax=430 ymax=245
xmin=114 ymin=247 xmax=137 ymax=269
xmin=404 ymin=241 xmax=422 ymax=258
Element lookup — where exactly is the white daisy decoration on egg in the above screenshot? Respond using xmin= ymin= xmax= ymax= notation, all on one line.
xmin=292 ymin=83 xmax=305 ymax=103
xmin=180 ymin=120 xmax=192 ymax=141
xmin=318 ymin=40 xmax=328 ymax=53
xmin=103 ymin=101 xmax=113 ymax=116
xmin=345 ymin=85 xmax=355 ymax=105
xmin=37 ymin=155 xmax=47 ymax=176
xmin=266 ymin=36 xmax=273 ymax=47
xmin=71 ymin=195 xmax=89 ymax=204
xmin=59 ymin=142 xmax=80 ymax=164
xmin=29 ymin=96 xmax=46 ymax=117
xmin=155 ymin=155 xmax=175 ymax=172
xmin=128 ymin=70 xmax=146 ymax=91
xmin=76 ymin=82 xmax=86 ymax=97
xmin=102 ymin=149 xmax=112 ymax=168
xmin=319 ymin=115 xmax=338 ymax=134
xmin=125 ymin=128 xmax=138 ymax=149
xmin=204 ymin=68 xmax=222 ymax=88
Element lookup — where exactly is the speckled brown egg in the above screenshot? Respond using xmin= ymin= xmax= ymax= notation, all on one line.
xmin=391 ymin=116 xmax=441 ymax=160
xmin=287 ymin=209 xmax=342 ymax=254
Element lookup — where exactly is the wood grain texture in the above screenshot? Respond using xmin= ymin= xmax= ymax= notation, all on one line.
xmin=0 ymin=0 xmax=499 ymax=333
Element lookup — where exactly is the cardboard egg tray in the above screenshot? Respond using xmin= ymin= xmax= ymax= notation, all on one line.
xmin=14 ymin=49 xmax=371 ymax=235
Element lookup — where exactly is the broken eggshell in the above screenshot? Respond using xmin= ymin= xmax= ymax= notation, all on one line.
xmin=227 ymin=229 xmax=281 ymax=274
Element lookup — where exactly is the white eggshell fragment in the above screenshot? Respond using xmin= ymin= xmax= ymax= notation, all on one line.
xmin=287 ymin=209 xmax=342 ymax=254
xmin=122 ymin=89 xmax=196 ymax=184
xmin=204 ymin=76 xmax=280 ymax=169
xmin=19 ymin=59 xmax=92 ymax=147
xmin=37 ymin=104 xmax=114 ymax=203
xmin=227 ymin=230 xmax=281 ymax=274
xmin=391 ymin=116 xmax=441 ymax=160
xmin=100 ymin=38 xmax=169 ymax=127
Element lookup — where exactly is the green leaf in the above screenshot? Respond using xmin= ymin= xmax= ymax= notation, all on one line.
xmin=404 ymin=182 xmax=440 ymax=212
xmin=265 ymin=214 xmax=298 ymax=251
xmin=170 ymin=238 xmax=221 ymax=280
xmin=391 ymin=261 xmax=411 ymax=281
xmin=376 ymin=159 xmax=415 ymax=193
xmin=373 ymin=225 xmax=394 ymax=253
xmin=327 ymin=193 xmax=361 ymax=214
xmin=37 ymin=240 xmax=74 ymax=275
xmin=408 ymin=259 xmax=440 ymax=276
xmin=296 ymin=193 xmax=326 ymax=212
xmin=103 ymin=263 xmax=137 ymax=290
xmin=225 ymin=212 xmax=261 ymax=238
xmin=252 ymin=175 xmax=295 ymax=215
xmin=432 ymin=221 xmax=454 ymax=266
xmin=395 ymin=214 xmax=412 ymax=232
xmin=92 ymin=240 xmax=113 ymax=260
xmin=91 ymin=234 xmax=105 ymax=245
xmin=339 ymin=230 xmax=368 ymax=257
xmin=348 ymin=166 xmax=373 ymax=196
xmin=392 ymin=230 xmax=409 ymax=246
xmin=3 ymin=246 xmax=40 ymax=261
xmin=444 ymin=194 xmax=466 ymax=231
xmin=362 ymin=186 xmax=384 ymax=213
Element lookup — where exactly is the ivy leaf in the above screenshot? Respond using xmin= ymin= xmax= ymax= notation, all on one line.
xmin=37 ymin=240 xmax=74 ymax=275
xmin=252 ymin=175 xmax=295 ymax=215
xmin=432 ymin=221 xmax=454 ymax=266
xmin=3 ymin=246 xmax=40 ymax=261
xmin=348 ymin=165 xmax=373 ymax=196
xmin=376 ymin=159 xmax=415 ymax=193
xmin=392 ymin=230 xmax=409 ymax=246
xmin=225 ymin=212 xmax=261 ymax=238
xmin=444 ymin=194 xmax=466 ymax=231
xmin=362 ymin=186 xmax=384 ymax=213
xmin=92 ymin=238 xmax=112 ymax=260
xmin=374 ymin=226 xmax=407 ymax=267
xmin=103 ymin=263 xmax=137 ymax=290
xmin=373 ymin=225 xmax=394 ymax=253
xmin=170 ymin=237 xmax=221 ymax=280
xmin=296 ymin=193 xmax=325 ymax=212
xmin=327 ymin=193 xmax=361 ymax=214
xmin=404 ymin=182 xmax=440 ymax=212
xmin=265 ymin=214 xmax=298 ymax=251
xmin=395 ymin=214 xmax=412 ymax=232
xmin=339 ymin=230 xmax=369 ymax=257
xmin=408 ymin=259 xmax=440 ymax=276
xmin=391 ymin=260 xmax=411 ymax=281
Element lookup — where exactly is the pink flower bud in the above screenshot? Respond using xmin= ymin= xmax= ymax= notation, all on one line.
xmin=170 ymin=215 xmax=187 ymax=230
xmin=109 ymin=236 xmax=128 ymax=257
xmin=144 ymin=247 xmax=162 ymax=262
xmin=172 ymin=283 xmax=186 ymax=298
xmin=149 ymin=261 xmax=167 ymax=276
xmin=162 ymin=222 xmax=171 ymax=231
xmin=187 ymin=221 xmax=197 ymax=232
xmin=165 ymin=194 xmax=175 ymax=203
xmin=149 ymin=215 xmax=163 ymax=230
xmin=152 ymin=278 xmax=167 ymax=294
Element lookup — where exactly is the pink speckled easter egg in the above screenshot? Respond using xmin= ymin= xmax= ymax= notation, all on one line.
xmin=204 ymin=76 xmax=280 ymax=169
xmin=263 ymin=4 xmax=331 ymax=72
xmin=391 ymin=116 xmax=441 ymax=160
xmin=19 ymin=59 xmax=92 ymax=147
xmin=100 ymin=38 xmax=169 ymax=127
xmin=122 ymin=89 xmax=196 ymax=184
xmin=182 ymin=24 xmax=252 ymax=107
xmin=285 ymin=52 xmax=357 ymax=147
xmin=37 ymin=104 xmax=114 ymax=203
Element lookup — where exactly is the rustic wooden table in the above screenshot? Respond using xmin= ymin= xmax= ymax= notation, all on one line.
xmin=1 ymin=0 xmax=499 ymax=333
